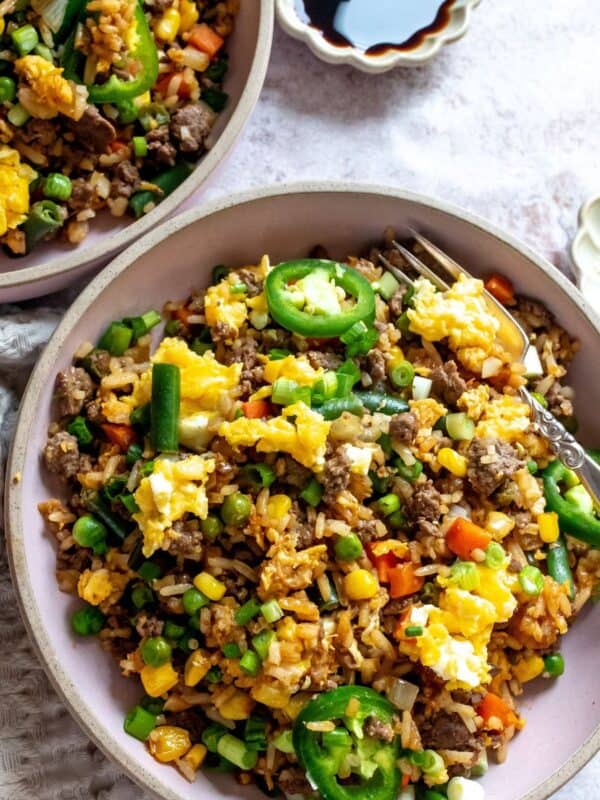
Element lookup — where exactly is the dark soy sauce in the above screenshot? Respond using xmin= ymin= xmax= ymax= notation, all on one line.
xmin=298 ymin=0 xmax=455 ymax=55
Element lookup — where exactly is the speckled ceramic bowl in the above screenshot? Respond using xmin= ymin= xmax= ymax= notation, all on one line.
xmin=571 ymin=194 xmax=600 ymax=302
xmin=0 ymin=0 xmax=274 ymax=304
xmin=276 ymin=0 xmax=481 ymax=73
xmin=6 ymin=184 xmax=600 ymax=800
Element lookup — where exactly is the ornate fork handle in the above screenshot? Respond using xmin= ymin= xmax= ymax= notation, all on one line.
xmin=522 ymin=388 xmax=600 ymax=509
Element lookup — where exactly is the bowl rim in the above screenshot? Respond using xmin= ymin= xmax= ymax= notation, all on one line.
xmin=0 ymin=0 xmax=274 ymax=295
xmin=6 ymin=180 xmax=600 ymax=800
xmin=275 ymin=0 xmax=482 ymax=74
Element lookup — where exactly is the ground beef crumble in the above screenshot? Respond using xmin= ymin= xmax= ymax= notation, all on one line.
xmin=466 ymin=437 xmax=522 ymax=497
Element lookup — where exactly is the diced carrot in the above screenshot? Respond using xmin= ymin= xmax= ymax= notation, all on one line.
xmin=241 ymin=399 xmax=272 ymax=419
xmin=388 ymin=563 xmax=424 ymax=599
xmin=485 ymin=273 xmax=515 ymax=306
xmin=366 ymin=548 xmax=399 ymax=584
xmin=401 ymin=774 xmax=411 ymax=789
xmin=155 ymin=72 xmax=191 ymax=100
xmin=108 ymin=140 xmax=127 ymax=153
xmin=445 ymin=517 xmax=492 ymax=561
xmin=101 ymin=423 xmax=137 ymax=451
xmin=187 ymin=23 xmax=224 ymax=58
xmin=477 ymin=692 xmax=518 ymax=728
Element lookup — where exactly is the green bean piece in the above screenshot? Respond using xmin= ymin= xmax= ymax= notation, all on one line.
xmin=356 ymin=391 xmax=409 ymax=416
xmin=315 ymin=395 xmax=364 ymax=420
xmin=129 ymin=161 xmax=192 ymax=218
xmin=67 ymin=415 xmax=93 ymax=446
xmin=22 ymin=200 xmax=63 ymax=252
xmin=82 ymin=490 xmax=131 ymax=541
xmin=547 ymin=536 xmax=575 ymax=600
xmin=150 ymin=362 xmax=181 ymax=453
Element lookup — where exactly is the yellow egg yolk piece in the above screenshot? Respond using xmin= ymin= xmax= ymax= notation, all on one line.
xmin=218 ymin=402 xmax=331 ymax=471
xmin=0 ymin=146 xmax=37 ymax=236
xmin=133 ymin=455 xmax=216 ymax=557
xmin=15 ymin=55 xmax=87 ymax=120
xmin=262 ymin=355 xmax=323 ymax=386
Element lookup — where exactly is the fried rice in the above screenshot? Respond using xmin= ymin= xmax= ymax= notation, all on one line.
xmin=39 ymin=232 xmax=599 ymax=800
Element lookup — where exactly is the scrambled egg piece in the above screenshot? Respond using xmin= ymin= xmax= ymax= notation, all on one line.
xmin=400 ymin=564 xmax=517 ymax=689
xmin=476 ymin=394 xmax=531 ymax=442
xmin=204 ymin=280 xmax=248 ymax=335
xmin=341 ymin=443 xmax=379 ymax=475
xmin=15 ymin=56 xmax=87 ymax=120
xmin=113 ymin=337 xmax=241 ymax=429
xmin=133 ymin=455 xmax=216 ymax=557
xmin=408 ymin=275 xmax=500 ymax=373
xmin=409 ymin=398 xmax=447 ymax=430
xmin=458 ymin=385 xmax=490 ymax=421
xmin=263 ymin=355 xmax=322 ymax=387
xmin=219 ymin=402 xmax=331 ymax=471
xmin=0 ymin=146 xmax=36 ymax=236
xmin=77 ymin=568 xmax=130 ymax=606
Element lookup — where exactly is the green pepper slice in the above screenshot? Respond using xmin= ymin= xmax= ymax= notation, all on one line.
xmin=62 ymin=4 xmax=159 ymax=103
xmin=542 ymin=459 xmax=600 ymax=548
xmin=265 ymin=259 xmax=376 ymax=338
xmin=292 ymin=686 xmax=401 ymax=800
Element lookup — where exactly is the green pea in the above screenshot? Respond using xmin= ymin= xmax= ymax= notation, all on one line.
xmin=0 ymin=76 xmax=16 ymax=103
xmin=543 ymin=653 xmax=565 ymax=678
xmin=201 ymin=514 xmax=224 ymax=540
xmin=182 ymin=587 xmax=210 ymax=615
xmin=220 ymin=492 xmax=252 ymax=526
xmin=141 ymin=636 xmax=172 ymax=667
xmin=131 ymin=583 xmax=154 ymax=610
xmin=71 ymin=605 xmax=105 ymax=635
xmin=72 ymin=514 xmax=107 ymax=550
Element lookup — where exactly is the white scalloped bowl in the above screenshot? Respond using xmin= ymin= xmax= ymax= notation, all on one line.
xmin=276 ymin=0 xmax=481 ymax=73
xmin=571 ymin=195 xmax=600 ymax=303
xmin=0 ymin=1 xmax=274 ymax=303
xmin=6 ymin=184 xmax=600 ymax=800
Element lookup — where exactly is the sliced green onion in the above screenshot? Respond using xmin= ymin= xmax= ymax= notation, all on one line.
xmin=126 ymin=442 xmax=144 ymax=465
xmin=268 ymin=348 xmax=291 ymax=360
xmin=337 ymin=358 xmax=361 ymax=387
xmin=322 ymin=727 xmax=351 ymax=751
xmin=530 ymin=391 xmax=548 ymax=409
xmin=138 ymin=560 xmax=161 ymax=581
xmin=300 ymin=478 xmax=323 ymax=507
xmin=230 ymin=282 xmax=247 ymax=294
xmin=216 ymin=733 xmax=257 ymax=770
xmin=240 ymin=649 xmax=261 ymax=676
xmin=222 ymin=642 xmax=242 ymax=659
xmin=130 ymin=402 xmax=151 ymax=430
xmin=564 ymin=484 xmax=594 ymax=515
xmin=124 ymin=309 xmax=161 ymax=341
xmin=202 ymin=723 xmax=228 ymax=752
xmin=251 ymin=629 xmax=275 ymax=661
xmin=67 ymin=415 xmax=93 ymax=446
xmin=97 ymin=321 xmax=133 ymax=356
xmin=341 ymin=322 xmax=379 ymax=357
xmin=12 ymin=24 xmax=39 ymax=55
xmin=273 ymin=729 xmax=295 ymax=754
xmin=212 ymin=264 xmax=229 ymax=284
xmin=260 ymin=599 xmax=283 ymax=624
xmin=311 ymin=371 xmax=338 ymax=405
xmin=389 ymin=360 xmax=414 ymax=388
xmin=395 ymin=457 xmax=423 ymax=483
xmin=7 ymin=103 xmax=30 ymax=126
xmin=133 ymin=135 xmax=148 ymax=157
xmin=527 ymin=459 xmax=538 ymax=475
xmin=245 ymin=716 xmax=267 ymax=751
xmin=334 ymin=533 xmax=363 ymax=561
xmin=272 ymin=377 xmax=307 ymax=406
xmin=334 ymin=372 xmax=354 ymax=397
xmin=205 ymin=665 xmax=223 ymax=683
xmin=449 ymin=560 xmax=480 ymax=591
xmin=124 ymin=705 xmax=156 ymax=741
xmin=519 ymin=565 xmax=544 ymax=597
xmin=484 ymin=542 xmax=505 ymax=570
xmin=235 ymin=598 xmax=262 ymax=626
xmin=374 ymin=271 xmax=401 ymax=300
xmin=445 ymin=412 xmax=476 ymax=441
xmin=375 ymin=493 xmax=401 ymax=517
xmin=240 ymin=463 xmax=276 ymax=488
xmin=119 ymin=493 xmax=140 ymax=514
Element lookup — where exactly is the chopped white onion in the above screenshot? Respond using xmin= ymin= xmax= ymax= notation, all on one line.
xmin=398 ymin=788 xmax=416 ymax=800
xmin=387 ymin=678 xmax=419 ymax=711
xmin=448 ymin=503 xmax=472 ymax=519
xmin=481 ymin=356 xmax=503 ymax=378
xmin=412 ymin=375 xmax=432 ymax=400
xmin=394 ymin=443 xmax=416 ymax=465
xmin=523 ymin=346 xmax=544 ymax=378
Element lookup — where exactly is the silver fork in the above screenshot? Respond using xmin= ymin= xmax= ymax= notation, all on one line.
xmin=379 ymin=230 xmax=600 ymax=506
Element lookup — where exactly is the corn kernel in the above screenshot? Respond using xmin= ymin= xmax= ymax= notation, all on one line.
xmin=134 ymin=90 xmax=151 ymax=109
xmin=0 ymin=18 xmax=5 ymax=35
xmin=537 ymin=511 xmax=560 ymax=544
xmin=277 ymin=616 xmax=298 ymax=641
xmin=513 ymin=655 xmax=545 ymax=683
xmin=267 ymin=494 xmax=292 ymax=518
xmin=178 ymin=0 xmax=199 ymax=33
xmin=184 ymin=650 xmax=211 ymax=687
xmin=148 ymin=726 xmax=191 ymax=762
xmin=193 ymin=572 xmax=226 ymax=601
xmin=251 ymin=681 xmax=290 ymax=709
xmin=182 ymin=743 xmax=207 ymax=771
xmin=155 ymin=7 xmax=181 ymax=42
xmin=486 ymin=511 xmax=516 ymax=540
xmin=141 ymin=662 xmax=179 ymax=697
xmin=344 ymin=569 xmax=379 ymax=601
xmin=283 ymin=691 xmax=311 ymax=721
xmin=437 ymin=447 xmax=468 ymax=477
xmin=219 ymin=689 xmax=254 ymax=719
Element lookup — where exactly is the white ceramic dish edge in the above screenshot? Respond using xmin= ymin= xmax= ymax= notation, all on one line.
xmin=6 ymin=181 xmax=600 ymax=800
xmin=0 ymin=0 xmax=274 ymax=302
xmin=276 ymin=0 xmax=481 ymax=73
xmin=571 ymin=194 xmax=600 ymax=302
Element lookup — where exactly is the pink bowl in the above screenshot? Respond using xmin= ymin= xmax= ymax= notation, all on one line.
xmin=6 ymin=184 xmax=600 ymax=800
xmin=0 ymin=0 xmax=274 ymax=303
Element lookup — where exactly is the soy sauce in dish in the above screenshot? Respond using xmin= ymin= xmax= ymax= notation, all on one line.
xmin=298 ymin=0 xmax=455 ymax=55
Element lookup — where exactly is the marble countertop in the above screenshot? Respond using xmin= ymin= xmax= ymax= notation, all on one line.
xmin=1 ymin=1 xmax=600 ymax=798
